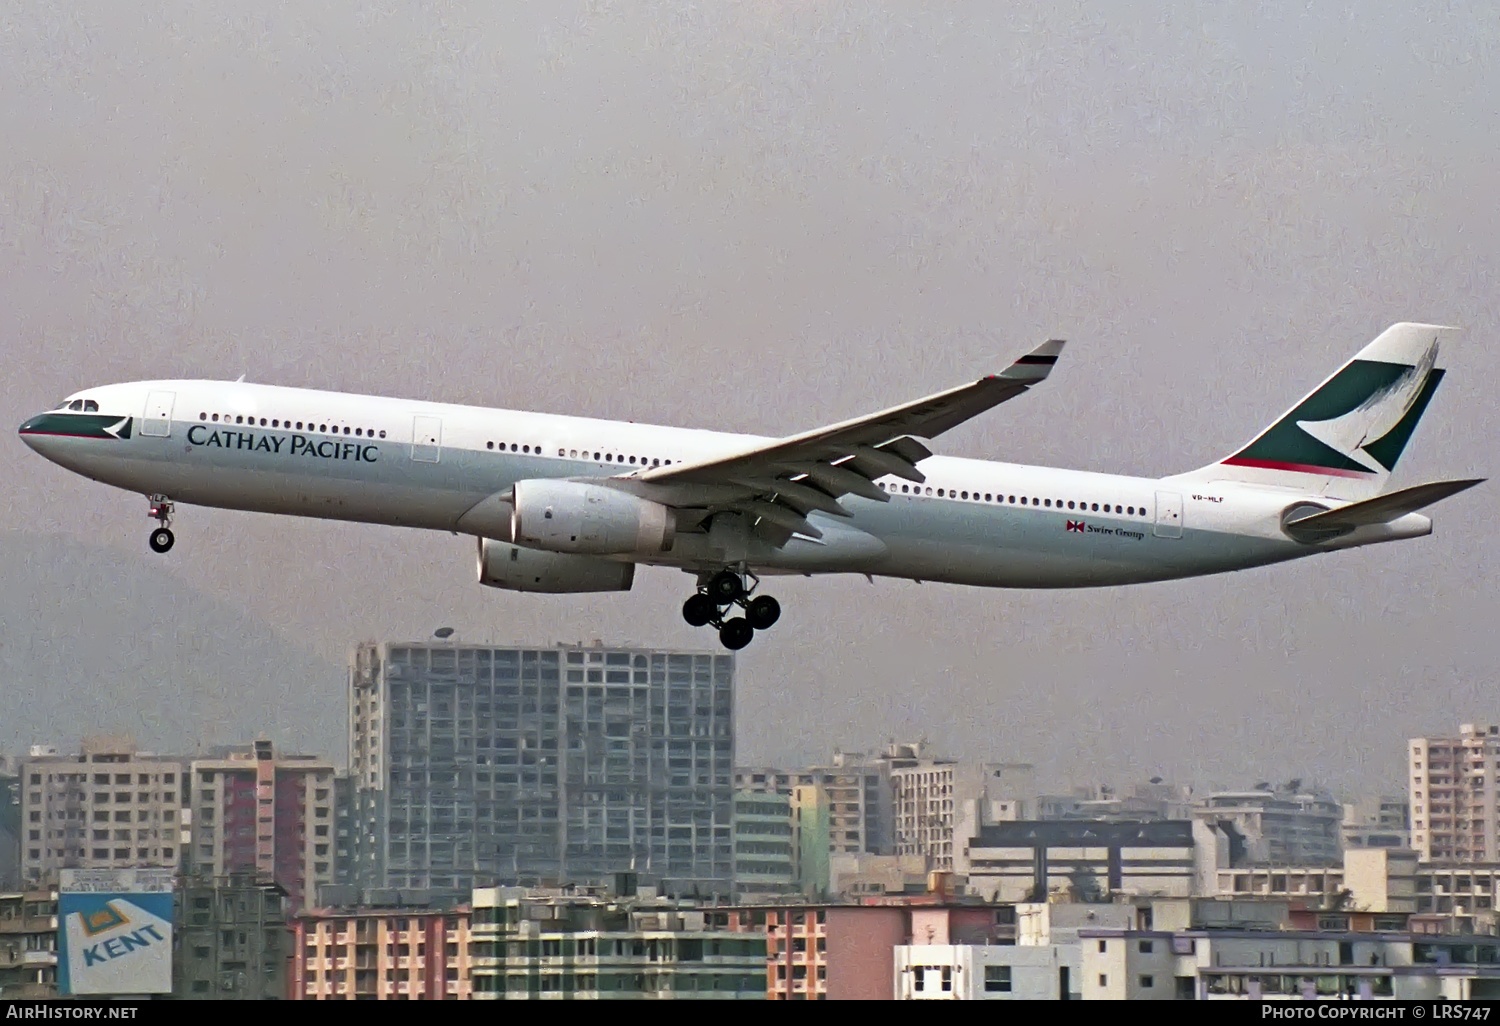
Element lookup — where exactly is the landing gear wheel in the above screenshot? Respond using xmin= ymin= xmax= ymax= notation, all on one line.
xmin=746 ymin=594 xmax=781 ymax=630
xmin=149 ymin=528 xmax=175 ymax=554
xmin=707 ymin=570 xmax=745 ymax=604
xmin=682 ymin=593 xmax=716 ymax=628
xmin=719 ymin=617 xmax=754 ymax=651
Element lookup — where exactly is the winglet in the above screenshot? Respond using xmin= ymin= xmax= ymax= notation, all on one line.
xmin=997 ymin=339 xmax=1065 ymax=383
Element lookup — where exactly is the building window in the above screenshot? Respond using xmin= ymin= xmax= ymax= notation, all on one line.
xmin=1098 ymin=974 xmax=1108 ymax=987
xmin=984 ymin=965 xmax=1012 ymax=993
xmin=1138 ymin=940 xmax=1153 ymax=954
xmin=1139 ymin=975 xmax=1154 ymax=989
xmin=1098 ymin=940 xmax=1107 ymax=953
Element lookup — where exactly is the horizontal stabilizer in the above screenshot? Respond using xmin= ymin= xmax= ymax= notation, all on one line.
xmin=1284 ymin=478 xmax=1483 ymax=539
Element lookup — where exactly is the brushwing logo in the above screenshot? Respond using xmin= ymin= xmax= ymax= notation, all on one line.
xmin=1224 ymin=338 xmax=1445 ymax=478
xmin=58 ymin=869 xmax=174 ymax=996
xmin=1296 ymin=341 xmax=1439 ymax=473
xmin=1065 ymin=520 xmax=1085 ymax=533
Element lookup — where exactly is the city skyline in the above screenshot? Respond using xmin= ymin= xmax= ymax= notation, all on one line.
xmin=2 ymin=4 xmax=1496 ymax=796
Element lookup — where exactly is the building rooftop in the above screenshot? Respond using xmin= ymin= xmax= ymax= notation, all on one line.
xmin=973 ymin=820 xmax=1196 ymax=847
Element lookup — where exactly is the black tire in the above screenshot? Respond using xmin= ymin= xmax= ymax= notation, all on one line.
xmin=707 ymin=570 xmax=745 ymax=603
xmin=718 ymin=618 xmax=754 ymax=651
xmin=746 ymin=594 xmax=781 ymax=630
xmin=149 ymin=528 xmax=175 ymax=554
xmin=682 ymin=593 xmax=716 ymax=627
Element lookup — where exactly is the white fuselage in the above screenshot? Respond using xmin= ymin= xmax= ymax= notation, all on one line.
xmin=19 ymin=379 xmax=1433 ymax=587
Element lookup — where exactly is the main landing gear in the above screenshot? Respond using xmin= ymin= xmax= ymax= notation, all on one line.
xmin=147 ymin=494 xmax=175 ymax=553
xmin=682 ymin=568 xmax=781 ymax=651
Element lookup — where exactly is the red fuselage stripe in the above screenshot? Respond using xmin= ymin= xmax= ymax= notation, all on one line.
xmin=1220 ymin=456 xmax=1371 ymax=478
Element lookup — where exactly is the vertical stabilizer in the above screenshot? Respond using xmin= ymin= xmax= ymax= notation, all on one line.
xmin=1178 ymin=323 xmax=1454 ymax=499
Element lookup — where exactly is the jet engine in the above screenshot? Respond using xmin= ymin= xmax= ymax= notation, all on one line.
xmin=477 ymin=539 xmax=634 ymax=593
xmin=511 ymin=479 xmax=676 ymax=556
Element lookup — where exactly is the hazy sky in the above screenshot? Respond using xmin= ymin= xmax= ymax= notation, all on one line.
xmin=2 ymin=2 xmax=1496 ymax=795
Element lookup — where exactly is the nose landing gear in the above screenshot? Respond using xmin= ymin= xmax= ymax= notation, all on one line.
xmin=147 ymin=495 xmax=175 ymax=553
xmin=681 ymin=568 xmax=780 ymax=650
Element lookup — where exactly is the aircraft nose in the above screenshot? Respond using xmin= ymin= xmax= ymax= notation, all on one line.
xmin=18 ymin=414 xmax=54 ymax=455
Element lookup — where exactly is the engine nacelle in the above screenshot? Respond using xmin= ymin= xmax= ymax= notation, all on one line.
xmin=511 ymin=479 xmax=676 ymax=556
xmin=477 ymin=539 xmax=634 ymax=594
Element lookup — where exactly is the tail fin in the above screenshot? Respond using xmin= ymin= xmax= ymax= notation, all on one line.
xmin=1181 ymin=322 xmax=1455 ymax=499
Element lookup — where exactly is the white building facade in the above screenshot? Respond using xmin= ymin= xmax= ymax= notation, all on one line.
xmin=19 ymin=737 xmax=186 ymax=884
xmin=1411 ymin=724 xmax=1500 ymax=863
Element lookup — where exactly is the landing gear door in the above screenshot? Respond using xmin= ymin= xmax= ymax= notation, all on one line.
xmin=1154 ymin=491 xmax=1184 ymax=539
xmin=411 ymin=415 xmax=442 ymax=463
xmin=141 ymin=391 xmax=175 ymax=438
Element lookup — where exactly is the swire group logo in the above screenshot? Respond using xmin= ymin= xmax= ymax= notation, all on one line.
xmin=1065 ymin=520 xmax=1085 ymax=533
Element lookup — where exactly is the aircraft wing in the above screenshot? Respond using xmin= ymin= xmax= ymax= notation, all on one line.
xmin=622 ymin=339 xmax=1065 ymax=542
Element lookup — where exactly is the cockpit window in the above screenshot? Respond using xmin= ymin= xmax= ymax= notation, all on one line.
xmin=83 ymin=400 xmax=98 ymax=412
xmin=59 ymin=398 xmax=98 ymax=412
xmin=69 ymin=400 xmax=84 ymax=411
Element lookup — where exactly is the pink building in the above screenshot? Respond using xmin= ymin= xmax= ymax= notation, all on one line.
xmin=293 ymin=908 xmax=473 ymax=1000
xmin=190 ymin=739 xmax=335 ymax=911
xmin=722 ymin=900 xmax=1010 ymax=999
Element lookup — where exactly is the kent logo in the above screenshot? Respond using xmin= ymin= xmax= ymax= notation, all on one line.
xmin=81 ymin=922 xmax=166 ymax=966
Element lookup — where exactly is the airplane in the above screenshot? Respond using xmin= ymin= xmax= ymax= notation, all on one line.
xmin=18 ymin=322 xmax=1481 ymax=650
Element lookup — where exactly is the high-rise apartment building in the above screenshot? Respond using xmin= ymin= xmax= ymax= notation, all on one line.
xmin=19 ymin=737 xmax=185 ymax=883
xmin=188 ymin=740 xmax=337 ymax=910
xmin=1194 ymin=786 xmax=1343 ymax=866
xmin=1410 ymin=724 xmax=1500 ymax=862
xmin=732 ymin=791 xmax=795 ymax=897
xmin=349 ymin=641 xmax=735 ymax=897
xmin=735 ymin=750 xmax=893 ymax=858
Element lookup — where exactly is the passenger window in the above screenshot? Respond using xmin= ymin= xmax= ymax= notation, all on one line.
xmin=341 ymin=426 xmax=347 ymax=434
xmin=319 ymin=424 xmax=326 ymax=432
xmin=559 ymin=449 xmax=566 ymax=457
xmin=1044 ymin=499 xmax=1051 ymax=507
xmin=651 ymin=458 xmax=659 ymax=466
xmin=960 ymin=491 xmax=968 ymax=499
xmin=1008 ymin=495 xmax=1015 ymax=503
xmin=1092 ymin=503 xmax=1099 ymax=511
xmin=379 ymin=431 xmax=386 ymax=439
xmin=487 ymin=442 xmax=494 ymax=450
xmin=1127 ymin=506 xmax=1135 ymax=515
xmin=593 ymin=452 xmax=600 ymax=460
xmin=511 ymin=444 xmax=518 ymax=452
xmin=1067 ymin=501 xmax=1075 ymax=509
xmin=570 ymin=450 xmax=578 ymax=458
xmin=629 ymin=456 xmax=636 ymax=464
